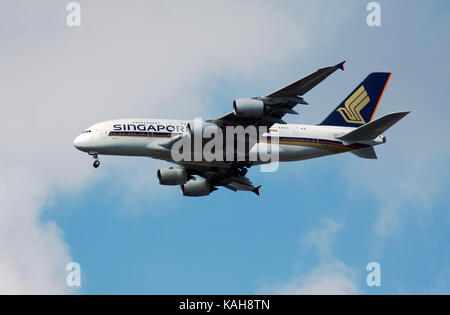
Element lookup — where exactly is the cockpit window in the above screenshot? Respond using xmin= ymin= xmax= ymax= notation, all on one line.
xmin=82 ymin=130 xmax=92 ymax=134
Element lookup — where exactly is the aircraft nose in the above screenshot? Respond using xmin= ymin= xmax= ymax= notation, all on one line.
xmin=73 ymin=134 xmax=89 ymax=152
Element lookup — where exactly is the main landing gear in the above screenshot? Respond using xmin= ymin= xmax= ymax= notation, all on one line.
xmin=89 ymin=151 xmax=100 ymax=168
xmin=237 ymin=167 xmax=247 ymax=176
xmin=229 ymin=161 xmax=251 ymax=177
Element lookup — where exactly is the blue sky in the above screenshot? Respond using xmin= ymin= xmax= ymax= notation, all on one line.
xmin=1 ymin=1 xmax=449 ymax=294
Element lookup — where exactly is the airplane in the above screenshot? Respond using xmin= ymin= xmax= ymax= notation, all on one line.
xmin=73 ymin=61 xmax=409 ymax=197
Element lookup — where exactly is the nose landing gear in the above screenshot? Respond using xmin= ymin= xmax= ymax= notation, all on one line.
xmin=89 ymin=151 xmax=100 ymax=168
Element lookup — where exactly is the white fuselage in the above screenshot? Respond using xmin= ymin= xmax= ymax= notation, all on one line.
xmin=73 ymin=119 xmax=383 ymax=166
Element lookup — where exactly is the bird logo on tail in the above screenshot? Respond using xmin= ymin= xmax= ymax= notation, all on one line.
xmin=336 ymin=85 xmax=371 ymax=125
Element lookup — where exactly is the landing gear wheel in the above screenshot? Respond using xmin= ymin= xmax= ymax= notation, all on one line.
xmin=93 ymin=160 xmax=100 ymax=168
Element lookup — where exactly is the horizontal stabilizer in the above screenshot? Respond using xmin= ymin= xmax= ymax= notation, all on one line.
xmin=338 ymin=111 xmax=410 ymax=142
xmin=351 ymin=146 xmax=377 ymax=159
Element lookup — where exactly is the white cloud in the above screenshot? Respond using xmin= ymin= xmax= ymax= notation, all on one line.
xmin=301 ymin=218 xmax=342 ymax=261
xmin=0 ymin=166 xmax=73 ymax=294
xmin=9 ymin=0 xmax=437 ymax=294
xmin=324 ymin=1 xmax=450 ymax=238
xmin=273 ymin=261 xmax=360 ymax=295
xmin=341 ymin=89 xmax=450 ymax=238
xmin=5 ymin=0 xmax=443 ymax=293
xmin=0 ymin=0 xmax=328 ymax=293
xmin=261 ymin=218 xmax=361 ymax=295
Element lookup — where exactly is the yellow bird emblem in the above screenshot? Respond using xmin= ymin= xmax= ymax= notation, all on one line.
xmin=337 ymin=85 xmax=370 ymax=124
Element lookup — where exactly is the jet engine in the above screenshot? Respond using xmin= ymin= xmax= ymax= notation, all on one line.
xmin=180 ymin=178 xmax=211 ymax=197
xmin=157 ymin=167 xmax=188 ymax=185
xmin=233 ymin=98 xmax=265 ymax=118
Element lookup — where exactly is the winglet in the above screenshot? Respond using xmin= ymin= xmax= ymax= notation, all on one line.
xmin=335 ymin=60 xmax=346 ymax=71
xmin=253 ymin=185 xmax=262 ymax=196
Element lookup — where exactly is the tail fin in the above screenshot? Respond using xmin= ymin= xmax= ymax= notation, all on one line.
xmin=319 ymin=72 xmax=392 ymax=127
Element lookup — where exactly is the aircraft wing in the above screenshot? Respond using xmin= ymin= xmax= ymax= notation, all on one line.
xmin=214 ymin=61 xmax=345 ymax=128
xmin=223 ymin=175 xmax=261 ymax=195
xmin=182 ymin=164 xmax=261 ymax=195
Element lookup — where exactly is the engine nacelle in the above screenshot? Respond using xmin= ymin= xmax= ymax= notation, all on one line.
xmin=233 ymin=98 xmax=265 ymax=118
xmin=157 ymin=167 xmax=188 ymax=185
xmin=180 ymin=178 xmax=211 ymax=197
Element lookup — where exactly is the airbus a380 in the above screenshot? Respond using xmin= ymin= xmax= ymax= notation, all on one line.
xmin=73 ymin=61 xmax=409 ymax=197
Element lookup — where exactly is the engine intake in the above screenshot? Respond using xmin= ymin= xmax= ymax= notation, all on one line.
xmin=233 ymin=98 xmax=264 ymax=118
xmin=180 ymin=178 xmax=211 ymax=197
xmin=157 ymin=167 xmax=188 ymax=185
